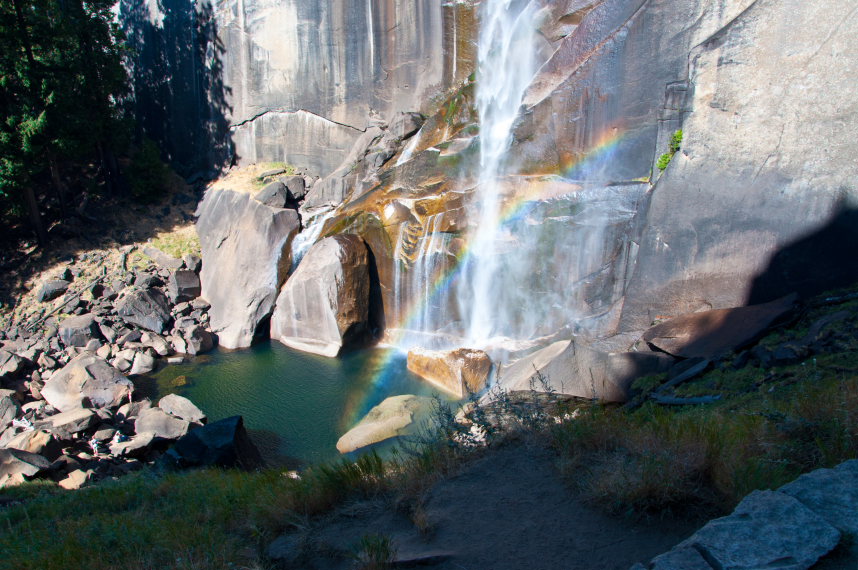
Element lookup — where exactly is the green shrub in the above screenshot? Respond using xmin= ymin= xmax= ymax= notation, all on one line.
xmin=657 ymin=129 xmax=683 ymax=171
xmin=128 ymin=138 xmax=172 ymax=203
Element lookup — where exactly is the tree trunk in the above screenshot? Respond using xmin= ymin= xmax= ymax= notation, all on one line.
xmin=48 ymin=153 xmax=68 ymax=219
xmin=23 ymin=185 xmax=48 ymax=245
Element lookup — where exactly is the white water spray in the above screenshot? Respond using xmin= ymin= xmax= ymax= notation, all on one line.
xmin=461 ymin=0 xmax=538 ymax=346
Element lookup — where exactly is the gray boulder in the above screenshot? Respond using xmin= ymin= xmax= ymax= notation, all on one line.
xmin=495 ymin=339 xmax=673 ymax=403
xmin=0 ymin=395 xmax=19 ymax=426
xmin=0 ymin=448 xmax=51 ymax=488
xmin=282 ymin=175 xmax=306 ymax=201
xmin=38 ymin=408 xmax=97 ymax=439
xmin=41 ymin=354 xmax=133 ymax=412
xmin=109 ymin=432 xmax=155 ymax=458
xmin=4 ymin=430 xmax=61 ymax=460
xmin=183 ymin=326 xmax=215 ymax=356
xmin=37 ymin=280 xmax=71 ymax=302
xmin=389 ymin=111 xmax=424 ymax=140
xmin=58 ymin=314 xmax=100 ymax=348
xmin=159 ymin=394 xmax=206 ymax=424
xmin=270 ymin=234 xmax=372 ymax=357
xmin=336 ymin=395 xmax=432 ymax=453
xmin=115 ymin=287 xmax=172 ymax=333
xmin=166 ymin=270 xmax=202 ymax=304
xmin=676 ymin=490 xmax=840 ymax=570
xmin=779 ymin=460 xmax=858 ymax=536
xmin=134 ymin=407 xmax=190 ymax=440
xmin=142 ymin=245 xmax=184 ymax=270
xmin=196 ymin=189 xmax=300 ymax=349
xmin=253 ymin=181 xmax=289 ymax=208
xmin=0 ymin=349 xmax=27 ymax=377
xmin=129 ymin=351 xmax=156 ymax=375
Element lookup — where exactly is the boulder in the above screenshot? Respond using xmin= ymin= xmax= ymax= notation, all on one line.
xmin=676 ymin=490 xmax=840 ymax=570
xmin=0 ymin=349 xmax=26 ymax=377
xmin=37 ymin=280 xmax=71 ymax=302
xmin=196 ymin=189 xmax=301 ymax=349
xmin=0 ymin=395 xmax=19 ymax=426
xmin=58 ymin=313 xmax=100 ymax=348
xmin=336 ymin=395 xmax=433 ymax=453
xmin=406 ymin=348 xmax=491 ymax=399
xmin=140 ymin=332 xmax=171 ymax=356
xmin=648 ymin=548 xmax=712 ymax=570
xmin=162 ymin=415 xmax=263 ymax=470
xmin=115 ymin=287 xmax=172 ymax=333
xmin=183 ymin=254 xmax=202 ymax=273
xmin=158 ymin=394 xmax=206 ymax=424
xmin=142 ymin=245 xmax=184 ymax=270
xmin=282 ymin=175 xmax=306 ymax=201
xmin=253 ymin=181 xmax=289 ymax=208
xmin=641 ymin=295 xmax=798 ymax=359
xmin=58 ymin=469 xmax=92 ymax=490
xmin=39 ymin=408 xmax=96 ymax=438
xmin=389 ymin=111 xmax=424 ymax=140
xmin=129 ymin=351 xmax=156 ymax=375
xmin=134 ymin=407 xmax=190 ymax=440
xmin=270 ymin=234 xmax=372 ymax=357
xmin=0 ymin=448 xmax=51 ymax=487
xmin=166 ymin=270 xmax=202 ymax=304
xmin=183 ymin=326 xmax=215 ymax=356
xmin=109 ymin=431 xmax=155 ymax=458
xmin=41 ymin=354 xmax=133 ymax=412
xmin=4 ymin=430 xmax=61 ymax=460
xmin=779 ymin=459 xmax=858 ymax=536
xmin=495 ymin=339 xmax=674 ymax=403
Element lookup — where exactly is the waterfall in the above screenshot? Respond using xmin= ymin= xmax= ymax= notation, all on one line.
xmin=290 ymin=206 xmax=336 ymax=272
xmin=459 ymin=0 xmax=538 ymax=346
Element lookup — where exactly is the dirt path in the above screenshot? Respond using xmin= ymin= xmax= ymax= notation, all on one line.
xmin=298 ymin=442 xmax=698 ymax=569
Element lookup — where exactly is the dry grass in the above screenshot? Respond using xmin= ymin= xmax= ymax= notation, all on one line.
xmin=208 ymin=162 xmax=297 ymax=195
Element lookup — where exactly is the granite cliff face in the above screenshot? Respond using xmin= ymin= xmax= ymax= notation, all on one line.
xmin=162 ymin=0 xmax=858 ymax=400
xmin=119 ymin=0 xmax=477 ymax=177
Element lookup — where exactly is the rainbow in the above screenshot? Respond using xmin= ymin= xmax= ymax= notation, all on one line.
xmin=344 ymin=127 xmax=630 ymax=423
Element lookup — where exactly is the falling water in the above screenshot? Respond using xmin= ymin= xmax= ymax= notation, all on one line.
xmin=290 ymin=206 xmax=336 ymax=271
xmin=460 ymin=0 xmax=538 ymax=346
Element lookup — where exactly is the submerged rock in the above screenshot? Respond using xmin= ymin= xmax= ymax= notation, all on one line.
xmin=336 ymin=395 xmax=433 ymax=453
xmin=270 ymin=234 xmax=373 ymax=357
xmin=41 ymin=354 xmax=133 ymax=412
xmin=197 ymin=189 xmax=300 ymax=349
xmin=407 ymin=348 xmax=491 ymax=399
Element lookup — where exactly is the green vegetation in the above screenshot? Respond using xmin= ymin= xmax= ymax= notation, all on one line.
xmin=3 ymin=289 xmax=857 ymax=566
xmin=0 ymin=0 xmax=130 ymax=244
xmin=252 ymin=162 xmax=297 ymax=188
xmin=657 ymin=129 xmax=683 ymax=172
xmin=127 ymin=138 xmax=173 ymax=204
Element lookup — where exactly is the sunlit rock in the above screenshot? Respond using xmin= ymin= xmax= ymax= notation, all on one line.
xmin=270 ymin=235 xmax=373 ymax=357
xmin=336 ymin=394 xmax=433 ymax=453
xmin=41 ymin=354 xmax=133 ymax=412
xmin=197 ymin=189 xmax=300 ymax=349
xmin=407 ymin=348 xmax=491 ymax=399
xmin=494 ymin=340 xmax=673 ymax=403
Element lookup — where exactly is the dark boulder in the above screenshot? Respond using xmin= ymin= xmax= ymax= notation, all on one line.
xmin=115 ymin=287 xmax=172 ymax=333
xmin=282 ymin=175 xmax=306 ymax=201
xmin=162 ymin=415 xmax=263 ymax=471
xmin=167 ymin=270 xmax=202 ymax=304
xmin=37 ymin=280 xmax=71 ymax=302
xmin=253 ymin=181 xmax=289 ymax=208
xmin=58 ymin=313 xmax=100 ymax=348
xmin=642 ymin=295 xmax=798 ymax=359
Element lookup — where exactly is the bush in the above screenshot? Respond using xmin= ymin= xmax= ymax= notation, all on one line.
xmin=128 ymin=138 xmax=172 ymax=203
xmin=657 ymin=129 xmax=683 ymax=172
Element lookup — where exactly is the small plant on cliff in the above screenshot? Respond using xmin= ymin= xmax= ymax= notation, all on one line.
xmin=657 ymin=129 xmax=683 ymax=172
xmin=350 ymin=533 xmax=397 ymax=569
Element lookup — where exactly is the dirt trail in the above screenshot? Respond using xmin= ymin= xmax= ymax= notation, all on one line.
xmin=299 ymin=442 xmax=698 ymax=569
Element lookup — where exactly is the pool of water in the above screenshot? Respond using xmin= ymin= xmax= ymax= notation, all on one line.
xmin=143 ymin=342 xmax=450 ymax=468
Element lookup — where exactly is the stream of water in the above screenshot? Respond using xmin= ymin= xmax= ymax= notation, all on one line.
xmin=147 ymin=343 xmax=448 ymax=467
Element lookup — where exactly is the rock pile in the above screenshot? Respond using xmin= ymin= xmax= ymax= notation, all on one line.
xmin=0 ymin=245 xmax=221 ymax=489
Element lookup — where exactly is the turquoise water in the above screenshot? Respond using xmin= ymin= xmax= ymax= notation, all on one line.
xmin=146 ymin=342 xmax=448 ymax=467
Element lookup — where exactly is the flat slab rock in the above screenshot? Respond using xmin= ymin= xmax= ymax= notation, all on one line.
xmin=336 ymin=395 xmax=433 ymax=453
xmin=642 ymin=294 xmax=798 ymax=359
xmin=673 ymin=490 xmax=840 ymax=570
